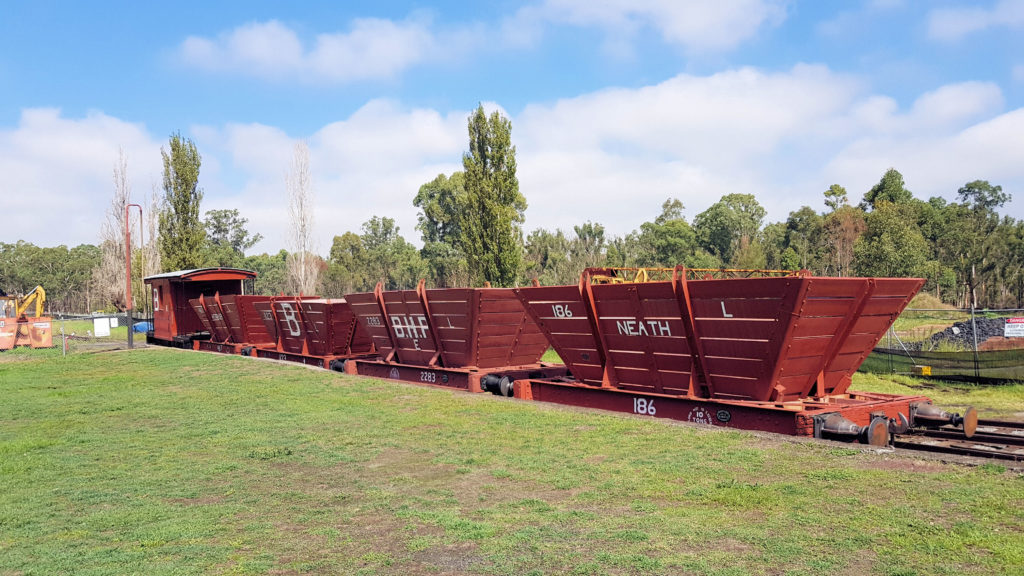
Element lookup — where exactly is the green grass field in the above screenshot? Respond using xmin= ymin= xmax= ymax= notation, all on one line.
xmin=1 ymin=347 xmax=1022 ymax=575
xmin=53 ymin=318 xmax=131 ymax=341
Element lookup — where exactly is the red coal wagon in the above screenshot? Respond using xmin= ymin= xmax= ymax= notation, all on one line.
xmin=343 ymin=280 xmax=567 ymax=392
xmin=249 ymin=297 xmax=375 ymax=368
xmin=512 ymin=268 xmax=975 ymax=444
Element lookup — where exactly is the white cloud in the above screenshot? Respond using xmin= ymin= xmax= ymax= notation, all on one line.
xmin=512 ymin=0 xmax=789 ymax=52
xmin=512 ymin=71 xmax=1020 ymax=234
xmin=824 ymin=109 xmax=1024 ymax=205
xmin=178 ymin=16 xmax=455 ymax=82
xmin=5 ymin=68 xmax=1023 ymax=255
xmin=179 ymin=2 xmax=787 ymax=84
xmin=927 ymin=0 xmax=1024 ymax=42
xmin=192 ymin=100 xmax=468 ymax=253
xmin=817 ymin=0 xmax=904 ymax=38
xmin=0 ymin=109 xmax=163 ymax=247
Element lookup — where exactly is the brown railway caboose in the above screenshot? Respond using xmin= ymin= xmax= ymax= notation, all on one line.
xmin=144 ymin=268 xmax=256 ymax=346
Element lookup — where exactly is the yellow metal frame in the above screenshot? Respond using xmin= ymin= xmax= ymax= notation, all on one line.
xmin=585 ymin=267 xmax=808 ymax=284
xmin=0 ymin=286 xmax=46 ymax=318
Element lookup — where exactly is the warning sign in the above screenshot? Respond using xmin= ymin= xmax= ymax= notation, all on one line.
xmin=1005 ymin=318 xmax=1024 ymax=338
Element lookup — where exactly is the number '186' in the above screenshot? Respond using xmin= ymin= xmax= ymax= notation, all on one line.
xmin=633 ymin=398 xmax=656 ymax=415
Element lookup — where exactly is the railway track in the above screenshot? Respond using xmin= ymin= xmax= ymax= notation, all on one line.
xmin=893 ymin=419 xmax=1024 ymax=462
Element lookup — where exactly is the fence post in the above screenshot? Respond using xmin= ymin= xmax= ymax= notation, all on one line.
xmin=887 ymin=326 xmax=893 ymax=373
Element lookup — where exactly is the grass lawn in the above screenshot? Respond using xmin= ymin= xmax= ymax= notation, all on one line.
xmin=1 ymin=347 xmax=1022 ymax=575
xmin=52 ymin=318 xmax=130 ymax=342
xmin=853 ymin=373 xmax=1024 ymax=420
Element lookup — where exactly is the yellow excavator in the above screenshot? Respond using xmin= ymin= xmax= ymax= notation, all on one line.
xmin=0 ymin=286 xmax=51 ymax=350
xmin=0 ymin=285 xmax=46 ymax=318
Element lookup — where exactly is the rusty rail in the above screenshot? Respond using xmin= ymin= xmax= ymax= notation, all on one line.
xmin=894 ymin=419 xmax=1024 ymax=461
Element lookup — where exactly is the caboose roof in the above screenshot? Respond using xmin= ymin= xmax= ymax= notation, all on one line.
xmin=144 ymin=268 xmax=257 ymax=283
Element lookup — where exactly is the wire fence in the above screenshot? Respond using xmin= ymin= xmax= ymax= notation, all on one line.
xmin=49 ymin=312 xmax=153 ymax=354
xmin=859 ymin=308 xmax=1024 ymax=384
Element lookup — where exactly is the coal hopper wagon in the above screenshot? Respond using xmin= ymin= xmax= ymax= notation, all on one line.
xmin=144 ymin=266 xmax=977 ymax=447
xmin=512 ymin=267 xmax=976 ymax=445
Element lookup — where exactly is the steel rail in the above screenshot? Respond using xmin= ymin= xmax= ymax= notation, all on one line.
xmin=893 ymin=432 xmax=1024 ymax=461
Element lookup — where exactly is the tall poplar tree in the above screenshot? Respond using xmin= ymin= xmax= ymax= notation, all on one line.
xmin=158 ymin=132 xmax=205 ymax=271
xmin=460 ymin=104 xmax=526 ymax=287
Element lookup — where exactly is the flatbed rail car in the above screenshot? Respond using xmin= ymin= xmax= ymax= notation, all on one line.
xmin=512 ymin=267 xmax=976 ymax=445
xmin=145 ymin=268 xmax=257 ymax=347
xmin=343 ymin=280 xmax=568 ymax=392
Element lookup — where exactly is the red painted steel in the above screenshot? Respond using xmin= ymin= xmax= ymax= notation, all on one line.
xmin=344 ymin=359 xmax=569 ymax=394
xmin=254 ymin=347 xmax=336 ymax=368
xmin=189 ymin=294 xmax=233 ymax=343
xmin=0 ymin=317 xmax=53 ymax=350
xmin=194 ymin=340 xmax=244 ymax=355
xmin=204 ymin=295 xmax=233 ymax=342
xmin=298 ymin=299 xmax=375 ymax=357
xmin=346 ymin=282 xmax=549 ymax=369
xmin=251 ymin=296 xmax=319 ymax=351
xmin=145 ymin=268 xmax=255 ymax=344
xmin=246 ymin=296 xmax=373 ymax=368
xmin=252 ymin=299 xmax=279 ymax=346
xmin=513 ymin=378 xmax=930 ymax=438
xmin=220 ymin=295 xmax=275 ymax=347
xmin=0 ymin=318 xmax=15 ymax=350
xmin=515 ymin=268 xmax=923 ymax=403
xmin=188 ymin=296 xmax=216 ymax=339
xmin=272 ymin=297 xmax=311 ymax=355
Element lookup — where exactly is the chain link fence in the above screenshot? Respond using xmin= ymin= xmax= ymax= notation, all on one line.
xmin=49 ymin=312 xmax=153 ymax=354
xmin=860 ymin=308 xmax=1024 ymax=383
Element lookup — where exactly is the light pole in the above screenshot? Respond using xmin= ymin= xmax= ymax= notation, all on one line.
xmin=125 ymin=203 xmax=143 ymax=348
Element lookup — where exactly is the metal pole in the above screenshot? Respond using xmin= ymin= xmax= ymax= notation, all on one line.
xmin=970 ymin=305 xmax=980 ymax=382
xmin=887 ymin=326 xmax=893 ymax=374
xmin=125 ymin=203 xmax=143 ymax=349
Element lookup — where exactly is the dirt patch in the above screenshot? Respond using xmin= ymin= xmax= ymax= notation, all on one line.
xmin=168 ymin=494 xmax=226 ymax=506
xmin=854 ymin=457 xmax=950 ymax=473
xmin=837 ymin=549 xmax=878 ymax=576
xmin=716 ymin=537 xmax=754 ymax=555
xmin=412 ymin=542 xmax=486 ymax=574
xmin=978 ymin=337 xmax=1024 ymax=351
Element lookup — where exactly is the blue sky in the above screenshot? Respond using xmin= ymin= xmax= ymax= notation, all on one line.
xmin=3 ymin=0 xmax=1023 ymax=253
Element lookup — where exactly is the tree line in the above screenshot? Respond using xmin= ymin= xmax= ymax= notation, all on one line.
xmin=2 ymin=106 xmax=1021 ymax=314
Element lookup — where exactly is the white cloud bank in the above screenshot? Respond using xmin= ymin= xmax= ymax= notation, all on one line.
xmin=0 ymin=109 xmax=163 ymax=247
xmin=511 ymin=0 xmax=788 ymax=52
xmin=3 ymin=67 xmax=1022 ymax=254
xmin=927 ymin=0 xmax=1024 ymax=41
xmin=191 ymin=100 xmax=467 ymax=252
xmin=178 ymin=17 xmax=459 ymax=83
xmin=179 ymin=1 xmax=788 ymax=83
